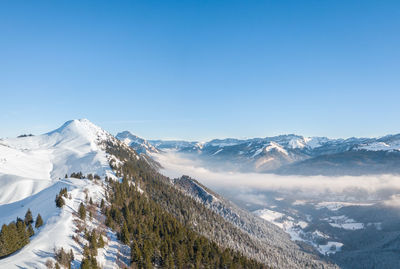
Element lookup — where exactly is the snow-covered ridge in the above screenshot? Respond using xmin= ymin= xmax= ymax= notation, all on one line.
xmin=0 ymin=119 xmax=113 ymax=190
xmin=265 ymin=142 xmax=289 ymax=155
xmin=357 ymin=141 xmax=400 ymax=152
xmin=0 ymin=119 xmax=131 ymax=268
xmin=116 ymin=131 xmax=158 ymax=154
xmin=0 ymin=117 xmax=117 ymax=205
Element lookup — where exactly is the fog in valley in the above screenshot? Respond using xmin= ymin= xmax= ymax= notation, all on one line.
xmin=153 ymin=151 xmax=400 ymax=207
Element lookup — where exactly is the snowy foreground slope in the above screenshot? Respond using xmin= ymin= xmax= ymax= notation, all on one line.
xmin=0 ymin=119 xmax=129 ymax=268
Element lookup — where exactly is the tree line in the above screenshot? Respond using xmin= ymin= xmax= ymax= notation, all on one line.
xmin=104 ymin=176 xmax=265 ymax=268
xmin=0 ymin=209 xmax=43 ymax=258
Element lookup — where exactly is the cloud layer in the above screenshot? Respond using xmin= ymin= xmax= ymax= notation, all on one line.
xmin=153 ymin=151 xmax=400 ymax=201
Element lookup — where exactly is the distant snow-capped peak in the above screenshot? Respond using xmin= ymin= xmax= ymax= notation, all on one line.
xmin=116 ymin=131 xmax=159 ymax=154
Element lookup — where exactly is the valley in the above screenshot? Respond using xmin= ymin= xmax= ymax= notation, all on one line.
xmin=152 ymin=149 xmax=400 ymax=269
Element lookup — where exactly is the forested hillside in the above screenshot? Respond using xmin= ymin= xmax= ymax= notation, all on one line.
xmin=105 ymin=177 xmax=266 ymax=268
xmin=104 ymin=139 xmax=335 ymax=268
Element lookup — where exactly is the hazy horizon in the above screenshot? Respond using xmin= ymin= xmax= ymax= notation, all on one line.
xmin=2 ymin=118 xmax=400 ymax=142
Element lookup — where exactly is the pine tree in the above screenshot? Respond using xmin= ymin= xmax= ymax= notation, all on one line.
xmin=98 ymin=234 xmax=105 ymax=248
xmin=16 ymin=219 xmax=29 ymax=247
xmin=6 ymin=222 xmax=19 ymax=253
xmin=0 ymin=224 xmax=10 ymax=257
xmin=120 ymin=222 xmax=130 ymax=244
xmin=90 ymin=229 xmax=97 ymax=250
xmin=27 ymin=223 xmax=34 ymax=237
xmin=24 ymin=209 xmax=33 ymax=225
xmin=79 ymin=203 xmax=86 ymax=220
xmin=131 ymin=241 xmax=141 ymax=263
xmin=80 ymin=258 xmax=90 ymax=269
xmin=35 ymin=214 xmax=43 ymax=228
xmin=55 ymin=195 xmax=65 ymax=208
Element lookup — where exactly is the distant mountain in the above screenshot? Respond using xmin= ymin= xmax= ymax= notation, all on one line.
xmin=116 ymin=131 xmax=159 ymax=154
xmin=116 ymin=132 xmax=400 ymax=175
xmin=149 ymin=139 xmax=199 ymax=151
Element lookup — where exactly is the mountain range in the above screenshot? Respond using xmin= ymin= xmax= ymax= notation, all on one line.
xmin=0 ymin=119 xmax=336 ymax=268
xmin=116 ymin=131 xmax=400 ymax=176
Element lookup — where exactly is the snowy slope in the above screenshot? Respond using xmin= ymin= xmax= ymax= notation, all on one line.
xmin=0 ymin=119 xmax=112 ymax=204
xmin=0 ymin=119 xmax=129 ymax=268
xmin=116 ymin=131 xmax=159 ymax=154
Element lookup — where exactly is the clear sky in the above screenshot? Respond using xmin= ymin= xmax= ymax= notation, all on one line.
xmin=1 ymin=0 xmax=399 ymax=141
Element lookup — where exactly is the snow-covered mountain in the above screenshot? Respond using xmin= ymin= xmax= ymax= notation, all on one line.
xmin=0 ymin=119 xmax=115 ymax=204
xmin=116 ymin=131 xmax=159 ymax=154
xmin=117 ymin=132 xmax=400 ymax=175
xmin=0 ymin=119 xmax=134 ymax=268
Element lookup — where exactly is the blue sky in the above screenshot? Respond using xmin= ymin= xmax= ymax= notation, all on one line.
xmin=1 ymin=0 xmax=399 ymax=141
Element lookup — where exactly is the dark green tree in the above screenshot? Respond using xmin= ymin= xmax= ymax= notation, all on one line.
xmin=35 ymin=214 xmax=43 ymax=228
xmin=120 ymin=221 xmax=130 ymax=244
xmin=79 ymin=203 xmax=86 ymax=220
xmin=55 ymin=195 xmax=65 ymax=208
xmin=16 ymin=218 xmax=29 ymax=247
xmin=27 ymin=223 xmax=34 ymax=237
xmin=97 ymin=234 xmax=105 ymax=248
xmin=24 ymin=209 xmax=33 ymax=225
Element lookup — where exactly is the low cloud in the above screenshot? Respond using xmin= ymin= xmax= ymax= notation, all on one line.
xmin=152 ymin=151 xmax=400 ymax=202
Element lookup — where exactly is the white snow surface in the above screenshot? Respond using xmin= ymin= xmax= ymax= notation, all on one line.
xmin=253 ymin=208 xmax=284 ymax=223
xmin=317 ymin=241 xmax=343 ymax=255
xmin=316 ymin=201 xmax=373 ymax=211
xmin=254 ymin=208 xmax=345 ymax=255
xmin=304 ymin=137 xmax=329 ymax=149
xmin=323 ymin=215 xmax=364 ymax=230
xmin=253 ymin=208 xmax=308 ymax=243
xmin=212 ymin=149 xmax=224 ymax=155
xmin=0 ymin=119 xmax=111 ymax=204
xmin=264 ymin=142 xmax=289 ymax=155
xmin=357 ymin=141 xmax=400 ymax=151
xmin=288 ymin=138 xmax=306 ymax=149
xmin=0 ymin=119 xmax=129 ymax=268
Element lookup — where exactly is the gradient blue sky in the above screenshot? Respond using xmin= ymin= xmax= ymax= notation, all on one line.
xmin=1 ymin=0 xmax=399 ymax=141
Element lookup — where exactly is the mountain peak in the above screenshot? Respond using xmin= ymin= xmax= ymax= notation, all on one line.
xmin=48 ymin=119 xmax=105 ymax=137
xmin=54 ymin=118 xmax=96 ymax=130
xmin=116 ymin=131 xmax=158 ymax=154
xmin=41 ymin=119 xmax=114 ymax=155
